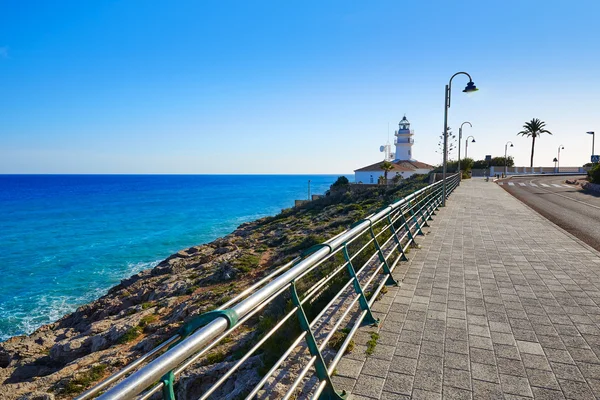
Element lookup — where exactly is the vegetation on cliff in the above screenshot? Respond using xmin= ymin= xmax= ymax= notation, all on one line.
xmin=0 ymin=174 xmax=431 ymax=399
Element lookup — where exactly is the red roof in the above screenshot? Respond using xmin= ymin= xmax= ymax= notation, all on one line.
xmin=354 ymin=159 xmax=434 ymax=172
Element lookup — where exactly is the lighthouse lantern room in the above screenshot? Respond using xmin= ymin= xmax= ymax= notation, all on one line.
xmin=394 ymin=115 xmax=415 ymax=161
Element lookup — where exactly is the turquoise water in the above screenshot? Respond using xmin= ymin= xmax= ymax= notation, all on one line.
xmin=0 ymin=174 xmax=345 ymax=341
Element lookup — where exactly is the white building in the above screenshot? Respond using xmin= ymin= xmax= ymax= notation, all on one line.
xmin=354 ymin=115 xmax=434 ymax=183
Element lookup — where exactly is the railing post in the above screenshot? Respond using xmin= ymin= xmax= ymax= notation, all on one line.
xmin=387 ymin=212 xmax=408 ymax=261
xmin=290 ymin=283 xmax=346 ymax=400
xmin=161 ymin=370 xmax=176 ymax=400
xmin=407 ymin=199 xmax=424 ymax=236
xmin=369 ymin=223 xmax=399 ymax=286
xmin=342 ymin=245 xmax=379 ymax=325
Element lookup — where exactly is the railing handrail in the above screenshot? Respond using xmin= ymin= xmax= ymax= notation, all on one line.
xmin=83 ymin=174 xmax=460 ymax=400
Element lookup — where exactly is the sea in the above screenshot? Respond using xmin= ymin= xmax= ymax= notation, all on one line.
xmin=0 ymin=174 xmax=347 ymax=341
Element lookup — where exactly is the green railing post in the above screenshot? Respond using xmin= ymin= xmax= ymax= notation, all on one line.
xmin=290 ymin=283 xmax=346 ymax=400
xmin=387 ymin=213 xmax=408 ymax=261
xmin=342 ymin=244 xmax=379 ymax=325
xmin=369 ymin=223 xmax=399 ymax=286
xmin=407 ymin=199 xmax=424 ymax=236
xmin=161 ymin=370 xmax=176 ymax=400
xmin=398 ymin=210 xmax=417 ymax=247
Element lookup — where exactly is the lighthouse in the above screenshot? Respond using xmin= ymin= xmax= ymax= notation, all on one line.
xmin=353 ymin=114 xmax=433 ymax=184
xmin=394 ymin=115 xmax=414 ymax=161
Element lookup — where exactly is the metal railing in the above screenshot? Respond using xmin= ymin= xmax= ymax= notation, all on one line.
xmin=79 ymin=174 xmax=460 ymax=400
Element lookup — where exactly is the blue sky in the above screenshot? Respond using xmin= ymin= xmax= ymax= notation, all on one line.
xmin=1 ymin=1 xmax=599 ymax=173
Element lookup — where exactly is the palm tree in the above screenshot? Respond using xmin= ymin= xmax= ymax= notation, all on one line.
xmin=380 ymin=161 xmax=394 ymax=184
xmin=517 ymin=118 xmax=552 ymax=167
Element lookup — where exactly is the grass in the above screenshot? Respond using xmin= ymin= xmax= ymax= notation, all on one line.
xmin=205 ymin=350 xmax=226 ymax=364
xmin=233 ymin=254 xmax=260 ymax=273
xmin=141 ymin=302 xmax=153 ymax=310
xmin=63 ymin=364 xmax=107 ymax=394
xmin=139 ymin=315 xmax=158 ymax=328
xmin=366 ymin=332 xmax=379 ymax=355
xmin=329 ymin=328 xmax=354 ymax=354
xmin=117 ymin=326 xmax=142 ymax=344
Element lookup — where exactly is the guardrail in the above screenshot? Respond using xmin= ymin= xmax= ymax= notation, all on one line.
xmin=79 ymin=174 xmax=461 ymax=400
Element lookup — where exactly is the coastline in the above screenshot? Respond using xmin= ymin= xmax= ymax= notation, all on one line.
xmin=0 ymin=175 xmax=429 ymax=399
xmin=0 ymin=174 xmax=346 ymax=342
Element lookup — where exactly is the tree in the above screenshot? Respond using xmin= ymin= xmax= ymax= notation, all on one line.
xmin=331 ymin=176 xmax=349 ymax=189
xmin=380 ymin=161 xmax=394 ymax=183
xmin=517 ymin=118 xmax=552 ymax=167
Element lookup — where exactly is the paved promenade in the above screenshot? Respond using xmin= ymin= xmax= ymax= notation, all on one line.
xmin=335 ymin=178 xmax=600 ymax=399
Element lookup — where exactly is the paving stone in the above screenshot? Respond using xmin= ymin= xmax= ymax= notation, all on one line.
xmin=389 ymin=355 xmax=417 ymax=375
xmin=336 ymin=358 xmax=364 ymax=379
xmin=525 ymin=367 xmax=560 ymax=390
xmin=361 ymin=358 xmax=391 ymax=378
xmin=352 ymin=374 xmax=386 ymax=398
xmin=413 ymin=368 xmax=442 ymax=393
xmin=443 ymin=367 xmax=471 ymax=391
xmin=500 ymin=374 xmax=533 ymax=397
xmin=411 ymin=388 xmax=442 ymax=400
xmin=558 ymin=379 xmax=596 ymax=400
xmin=517 ymin=340 xmax=545 ymax=355
xmin=471 ymin=361 xmax=500 ymax=383
xmin=530 ymin=387 xmax=566 ymax=400
xmin=382 ymin=372 xmax=413 ymax=396
xmin=472 ymin=379 xmax=503 ymax=399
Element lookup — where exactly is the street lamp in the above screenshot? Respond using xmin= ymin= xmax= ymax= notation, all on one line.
xmin=553 ymin=157 xmax=558 ymax=171
xmin=457 ymin=121 xmax=472 ymax=174
xmin=504 ymin=141 xmax=514 ymax=177
xmin=442 ymin=72 xmax=478 ymax=206
xmin=587 ymin=131 xmax=595 ymax=162
xmin=465 ymin=136 xmax=476 ymax=159
xmin=557 ymin=145 xmax=564 ymax=173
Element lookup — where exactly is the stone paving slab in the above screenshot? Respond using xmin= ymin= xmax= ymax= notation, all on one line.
xmin=335 ymin=178 xmax=600 ymax=399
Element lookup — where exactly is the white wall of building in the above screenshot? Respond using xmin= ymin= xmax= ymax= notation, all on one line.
xmin=355 ymin=170 xmax=419 ymax=183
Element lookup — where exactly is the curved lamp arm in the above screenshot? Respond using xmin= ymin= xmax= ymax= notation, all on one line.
xmin=447 ymin=72 xmax=475 ymax=108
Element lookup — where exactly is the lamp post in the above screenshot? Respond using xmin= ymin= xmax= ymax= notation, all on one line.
xmin=557 ymin=145 xmax=564 ymax=173
xmin=442 ymin=72 xmax=478 ymax=206
xmin=457 ymin=121 xmax=472 ymax=175
xmin=504 ymin=141 xmax=514 ymax=177
xmin=465 ymin=136 xmax=476 ymax=159
xmin=587 ymin=131 xmax=595 ymax=162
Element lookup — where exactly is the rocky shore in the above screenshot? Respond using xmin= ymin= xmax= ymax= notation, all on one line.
xmin=0 ymin=175 xmax=430 ymax=399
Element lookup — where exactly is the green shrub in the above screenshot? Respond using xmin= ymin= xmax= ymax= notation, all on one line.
xmin=331 ymin=176 xmax=350 ymax=188
xmin=63 ymin=364 xmax=107 ymax=394
xmin=366 ymin=332 xmax=379 ymax=355
xmin=588 ymin=164 xmax=600 ymax=184
xmin=234 ymin=254 xmax=260 ymax=273
xmin=206 ymin=351 xmax=226 ymax=364
xmin=117 ymin=326 xmax=142 ymax=344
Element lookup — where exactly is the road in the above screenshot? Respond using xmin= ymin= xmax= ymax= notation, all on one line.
xmin=498 ymin=174 xmax=600 ymax=251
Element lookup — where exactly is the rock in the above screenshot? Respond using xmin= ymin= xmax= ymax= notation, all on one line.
xmin=211 ymin=262 xmax=238 ymax=282
xmin=17 ymin=392 xmax=54 ymax=400
xmin=49 ymin=336 xmax=91 ymax=363
xmin=0 ymin=349 xmax=11 ymax=368
xmin=90 ymin=335 xmax=108 ymax=352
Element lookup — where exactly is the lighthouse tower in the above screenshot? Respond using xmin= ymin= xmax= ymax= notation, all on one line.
xmin=394 ymin=115 xmax=414 ymax=161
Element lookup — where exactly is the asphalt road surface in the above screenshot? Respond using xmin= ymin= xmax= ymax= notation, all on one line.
xmin=498 ymin=175 xmax=600 ymax=251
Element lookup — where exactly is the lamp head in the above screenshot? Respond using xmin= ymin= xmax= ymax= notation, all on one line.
xmin=553 ymin=157 xmax=558 ymax=162
xmin=587 ymin=131 xmax=595 ymax=135
xmin=471 ymin=139 xmax=476 ymax=143
xmin=510 ymin=144 xmax=514 ymax=147
xmin=463 ymin=81 xmax=478 ymax=93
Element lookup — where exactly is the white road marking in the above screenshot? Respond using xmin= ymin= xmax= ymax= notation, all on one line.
xmin=530 ymin=183 xmax=538 ymax=187
xmin=562 ymin=184 xmax=572 ymax=188
xmin=508 ymin=182 xmax=515 ymax=186
xmin=541 ymin=184 xmax=550 ymax=187
xmin=552 ymin=184 xmax=562 ymax=188
xmin=497 ymin=182 xmax=504 ymax=185
xmin=519 ymin=183 xmax=526 ymax=186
